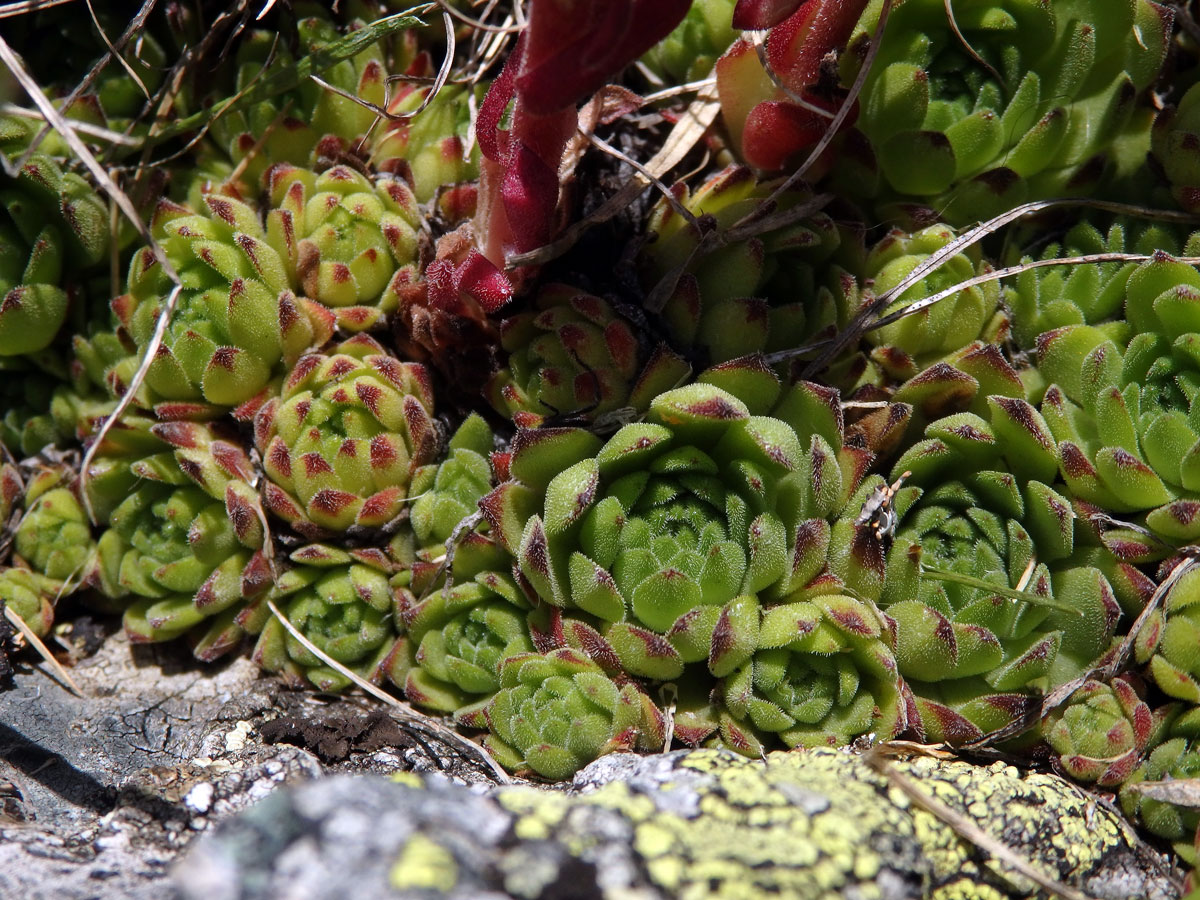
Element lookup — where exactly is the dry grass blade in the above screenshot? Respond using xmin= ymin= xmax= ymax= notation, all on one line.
xmin=1125 ymin=779 xmax=1200 ymax=807
xmin=588 ymin=131 xmax=699 ymax=227
xmin=17 ymin=0 xmax=157 ymax=168
xmin=265 ymin=597 xmax=511 ymax=784
xmin=437 ymin=0 xmax=524 ymax=34
xmin=800 ymin=198 xmax=1200 ymax=378
xmin=3 ymin=604 xmax=83 ymax=697
xmin=867 ymin=251 xmax=1200 ymax=334
xmin=0 ymin=103 xmax=138 ymax=145
xmin=0 ymin=0 xmax=76 ymax=16
xmin=865 ymin=745 xmax=1098 ymax=900
xmin=943 ymin=0 xmax=1003 ymax=85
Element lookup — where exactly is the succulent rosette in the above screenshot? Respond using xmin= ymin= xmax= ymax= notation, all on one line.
xmin=0 ymin=567 xmax=61 ymax=638
xmin=483 ymin=647 xmax=666 ymax=780
xmin=880 ymin=377 xmax=1122 ymax=743
xmin=1034 ymin=253 xmax=1200 ymax=554
xmin=640 ymin=0 xmax=738 ymax=84
xmin=191 ymin=11 xmax=396 ymax=194
xmin=88 ymin=421 xmax=271 ymax=659
xmin=485 ymin=284 xmax=691 ymax=428
xmin=408 ymin=413 xmax=496 ymax=553
xmin=642 ymin=166 xmax=842 ymax=365
xmin=1121 ymin=708 xmax=1200 ymax=863
xmin=253 ymin=544 xmax=398 ymax=692
xmin=1135 ymin=566 xmax=1200 ymax=702
xmin=264 ymin=164 xmax=422 ymax=331
xmin=849 ymin=224 xmax=1008 ymax=386
xmin=1004 ymin=220 xmax=1194 ymax=348
xmin=12 ymin=466 xmax=94 ymax=584
xmin=1045 ymin=677 xmax=1154 ymax=786
xmin=388 ymin=566 xmax=534 ymax=714
xmin=115 ymin=194 xmax=334 ymax=417
xmin=841 ymin=0 xmax=1173 ymax=223
xmin=255 ymin=334 xmax=438 ymax=537
xmin=0 ymin=155 xmax=108 ymax=357
xmin=371 ymin=76 xmax=483 ymax=206
xmin=718 ymin=593 xmax=904 ymax=750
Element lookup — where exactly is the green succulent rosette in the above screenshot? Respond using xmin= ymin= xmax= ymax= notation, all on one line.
xmin=1034 ymin=253 xmax=1200 ymax=555
xmin=264 ymin=164 xmax=422 ymax=331
xmin=114 ymin=194 xmax=335 ymax=417
xmin=87 ymin=421 xmax=271 ymax=659
xmin=640 ymin=0 xmax=738 ymax=84
xmin=0 ymin=155 xmax=108 ymax=358
xmin=253 ymin=544 xmax=398 ymax=692
xmin=842 ymin=0 xmax=1173 ymax=224
xmin=719 ymin=594 xmax=904 ymax=751
xmin=255 ymin=334 xmax=439 ymax=537
xmin=388 ymin=566 xmax=534 ymax=714
xmin=371 ymin=80 xmax=483 ymax=206
xmin=12 ymin=466 xmax=94 ymax=584
xmin=189 ymin=11 xmax=400 ymax=195
xmin=847 ymin=224 xmax=1008 ymax=387
xmin=408 ymin=413 xmax=495 ymax=553
xmin=0 ymin=567 xmax=60 ymax=638
xmin=1045 ymin=677 xmax=1153 ymax=786
xmin=880 ymin=371 xmax=1122 ymax=744
xmin=1004 ymin=219 xmax=1195 ymax=349
xmin=485 ymin=284 xmax=691 ymax=428
xmin=483 ymin=370 xmax=869 ymax=680
xmin=1121 ymin=708 xmax=1200 ymax=864
xmin=1135 ymin=567 xmax=1200 ymax=702
xmin=643 ymin=165 xmax=842 ymax=365
xmin=483 ymin=647 xmax=666 ymax=780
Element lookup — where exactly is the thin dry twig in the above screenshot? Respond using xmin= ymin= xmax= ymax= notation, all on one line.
xmin=4 ymin=604 xmax=83 ymax=697
xmin=866 ymin=745 xmax=1098 ymax=900
xmin=867 ymin=251 xmax=1200 ymax=335
xmin=0 ymin=0 xmax=77 ymax=17
xmin=265 ymin=597 xmax=511 ymax=783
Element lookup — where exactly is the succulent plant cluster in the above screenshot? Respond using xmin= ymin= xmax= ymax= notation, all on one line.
xmin=11 ymin=0 xmax=1200 ymax=877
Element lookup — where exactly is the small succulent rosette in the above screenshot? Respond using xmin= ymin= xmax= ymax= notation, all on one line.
xmin=87 ymin=421 xmax=271 ymax=660
xmin=483 ymin=648 xmax=666 ymax=780
xmin=1121 ymin=707 xmax=1200 ymax=864
xmin=408 ymin=413 xmax=496 ymax=554
xmin=640 ymin=0 xmax=738 ymax=84
xmin=254 ymin=334 xmax=439 ymax=537
xmin=642 ymin=166 xmax=842 ymax=365
xmin=879 ymin=389 xmax=1122 ymax=744
xmin=115 ymin=194 xmax=335 ymax=418
xmin=1035 ymin=252 xmax=1200 ymax=555
xmin=1003 ymin=219 xmax=1194 ymax=349
xmin=1046 ymin=677 xmax=1154 ymax=786
xmin=839 ymin=0 xmax=1172 ymax=223
xmin=1135 ymin=566 xmax=1200 ymax=702
xmin=190 ymin=11 xmax=397 ymax=193
xmin=265 ymin=164 xmax=422 ymax=331
xmin=485 ymin=284 xmax=690 ymax=428
xmin=253 ymin=543 xmax=399 ymax=692
xmin=0 ymin=463 xmax=94 ymax=638
xmin=0 ymin=155 xmax=108 ymax=358
xmin=848 ymin=224 xmax=1009 ymax=386
xmin=371 ymin=77 xmax=483 ymax=207
xmin=480 ymin=357 xmax=910 ymax=758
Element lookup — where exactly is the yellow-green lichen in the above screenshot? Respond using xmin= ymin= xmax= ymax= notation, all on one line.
xmin=389 ymin=833 xmax=458 ymax=892
xmin=374 ymin=747 xmax=1168 ymax=899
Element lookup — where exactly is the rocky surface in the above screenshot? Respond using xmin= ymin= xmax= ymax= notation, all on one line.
xmin=0 ymin=627 xmax=1185 ymax=900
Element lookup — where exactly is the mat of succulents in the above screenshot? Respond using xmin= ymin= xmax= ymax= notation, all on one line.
xmin=5 ymin=0 xmax=1200 ymax=896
